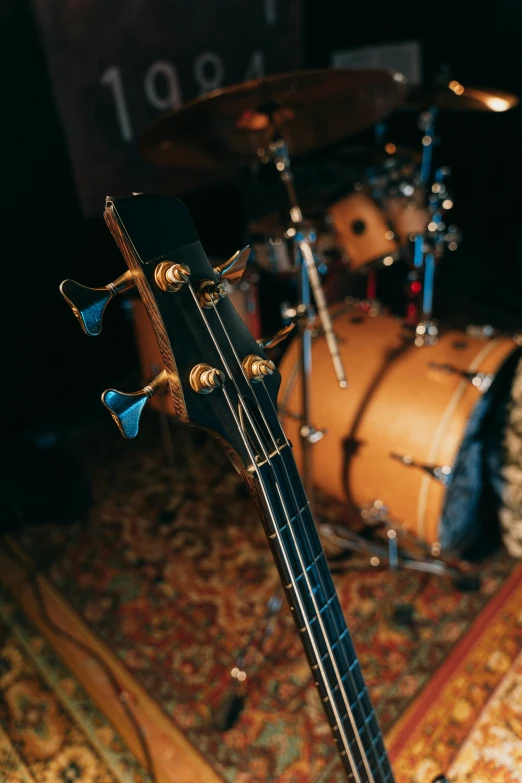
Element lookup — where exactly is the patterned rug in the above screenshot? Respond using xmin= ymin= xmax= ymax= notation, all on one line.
xmin=0 ymin=584 xmax=149 ymax=783
xmin=12 ymin=415 xmax=522 ymax=782
xmin=388 ymin=564 xmax=522 ymax=782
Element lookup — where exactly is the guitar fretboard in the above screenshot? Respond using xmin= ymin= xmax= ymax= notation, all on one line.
xmin=252 ymin=444 xmax=394 ymax=783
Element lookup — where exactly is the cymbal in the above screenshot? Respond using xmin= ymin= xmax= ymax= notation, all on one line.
xmin=140 ymin=69 xmax=408 ymax=187
xmin=405 ymin=80 xmax=519 ymax=112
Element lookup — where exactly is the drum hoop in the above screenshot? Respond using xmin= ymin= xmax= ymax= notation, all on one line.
xmin=418 ymin=337 xmax=513 ymax=540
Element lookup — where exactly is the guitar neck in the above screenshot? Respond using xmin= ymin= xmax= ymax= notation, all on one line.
xmin=248 ymin=441 xmax=393 ymax=783
xmin=68 ymin=192 xmax=394 ymax=783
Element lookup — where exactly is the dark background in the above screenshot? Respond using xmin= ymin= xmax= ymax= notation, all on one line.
xmin=2 ymin=0 xmax=522 ymax=525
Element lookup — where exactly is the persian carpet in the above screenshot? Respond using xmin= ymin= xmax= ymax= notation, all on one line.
xmin=389 ymin=564 xmax=522 ymax=782
xmin=10 ymin=416 xmax=522 ymax=783
xmin=0 ymin=583 xmax=150 ymax=783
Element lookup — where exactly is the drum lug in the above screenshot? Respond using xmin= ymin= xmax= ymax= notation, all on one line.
xmin=466 ymin=323 xmax=497 ymax=339
xmin=300 ymin=424 xmax=327 ymax=444
xmin=390 ymin=452 xmax=452 ymax=485
xmin=429 ymin=362 xmax=495 ymax=393
xmin=360 ymin=499 xmax=389 ymax=524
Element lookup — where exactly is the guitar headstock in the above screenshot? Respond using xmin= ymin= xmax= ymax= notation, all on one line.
xmin=60 ymin=193 xmax=293 ymax=473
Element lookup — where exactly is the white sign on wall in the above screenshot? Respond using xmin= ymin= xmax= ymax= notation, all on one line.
xmin=332 ymin=41 xmax=422 ymax=86
xmin=33 ymin=0 xmax=302 ymax=215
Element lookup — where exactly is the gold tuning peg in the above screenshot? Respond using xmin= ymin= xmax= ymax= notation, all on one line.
xmin=213 ymin=246 xmax=250 ymax=284
xmin=102 ymin=371 xmax=168 ymax=438
xmin=257 ymin=323 xmax=295 ymax=351
xmin=242 ymin=355 xmax=276 ymax=382
xmin=60 ymin=271 xmax=134 ymax=336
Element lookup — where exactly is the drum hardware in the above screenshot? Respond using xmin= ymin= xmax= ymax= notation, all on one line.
xmin=466 ymin=324 xmax=497 ymax=339
xmin=411 ymin=160 xmax=458 ymax=346
xmin=402 ymin=78 xmax=519 ymax=342
xmin=263 ymin=138 xmax=347 ymax=383
xmin=389 ymin=452 xmax=453 ymax=485
xmin=428 ymin=362 xmax=495 ymax=393
xmin=319 ymin=519 xmax=467 ymax=584
xmin=418 ymin=107 xmax=438 ymax=188
xmin=254 ymin=131 xmax=347 ymax=501
xmin=343 ymin=295 xmax=382 ymax=318
xmin=466 ymin=324 xmax=522 ymax=347
xmin=323 ymin=501 xmax=482 ymax=592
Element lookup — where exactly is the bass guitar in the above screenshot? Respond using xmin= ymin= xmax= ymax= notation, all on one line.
xmin=61 ymin=193 xmax=448 ymax=783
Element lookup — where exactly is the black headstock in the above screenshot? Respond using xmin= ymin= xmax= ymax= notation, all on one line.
xmin=61 ymin=193 xmax=292 ymax=474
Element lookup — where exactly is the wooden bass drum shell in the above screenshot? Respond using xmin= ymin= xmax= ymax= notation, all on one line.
xmin=278 ymin=310 xmax=516 ymax=546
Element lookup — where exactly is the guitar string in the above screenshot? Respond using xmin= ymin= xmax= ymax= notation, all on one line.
xmin=106 ymin=212 xmax=363 ymax=776
xmin=208 ymin=298 xmax=389 ymax=783
xmin=106 ymin=210 xmax=356 ymax=783
xmin=106 ymin=210 xmax=358 ymax=775
xmin=209 ymin=302 xmax=389 ymax=782
xmin=109 ymin=201 xmax=379 ymax=781
xmin=259 ymin=378 xmax=391 ymax=783
xmin=186 ymin=284 xmax=363 ymax=782
xmin=219 ymin=383 xmax=363 ymax=783
xmin=187 ymin=283 xmax=371 ymax=783
xmin=208 ymin=299 xmax=387 ymax=781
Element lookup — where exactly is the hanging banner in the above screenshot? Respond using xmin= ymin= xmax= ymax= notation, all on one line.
xmin=33 ymin=0 xmax=302 ymax=214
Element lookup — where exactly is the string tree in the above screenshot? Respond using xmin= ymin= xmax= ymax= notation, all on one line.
xmin=197 ymin=279 xmax=228 ymax=308
xmin=60 ymin=271 xmax=134 ymax=336
xmin=102 ymin=370 xmax=169 ymax=439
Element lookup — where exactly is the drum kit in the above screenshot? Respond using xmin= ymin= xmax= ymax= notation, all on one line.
xmin=136 ymin=68 xmax=521 ymax=581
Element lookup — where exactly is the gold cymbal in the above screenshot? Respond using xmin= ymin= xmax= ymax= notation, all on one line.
xmin=140 ymin=69 xmax=408 ymax=187
xmin=405 ymin=80 xmax=519 ymax=112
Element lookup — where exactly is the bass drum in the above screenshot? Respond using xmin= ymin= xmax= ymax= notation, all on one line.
xmin=279 ymin=309 xmax=519 ymax=554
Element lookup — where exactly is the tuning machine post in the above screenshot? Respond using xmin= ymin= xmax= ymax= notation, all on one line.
xmin=242 ymin=354 xmax=276 ymax=382
xmin=154 ymin=262 xmax=191 ymax=293
xmin=102 ymin=370 xmax=169 ymax=438
xmin=189 ymin=364 xmax=225 ymax=394
xmin=60 ymin=271 xmax=134 ymax=336
xmin=196 ymin=246 xmax=252 ymax=309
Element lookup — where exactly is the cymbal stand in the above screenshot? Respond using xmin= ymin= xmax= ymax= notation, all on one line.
xmin=261 ymin=135 xmax=348 ymax=502
xmin=412 ymin=110 xmax=459 ymax=345
xmin=411 ymin=106 xmax=439 ymax=345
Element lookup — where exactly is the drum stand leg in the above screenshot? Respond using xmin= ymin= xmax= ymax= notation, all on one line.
xmin=259 ymin=132 xmax=348 ymax=503
xmin=319 ymin=509 xmax=481 ymax=592
xmin=297 ymin=260 xmax=315 ymax=505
